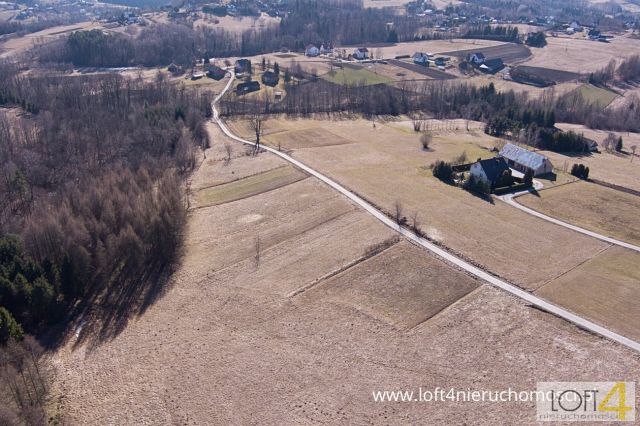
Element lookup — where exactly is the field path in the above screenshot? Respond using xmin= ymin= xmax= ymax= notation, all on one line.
xmin=212 ymin=73 xmax=640 ymax=353
xmin=499 ymin=184 xmax=640 ymax=254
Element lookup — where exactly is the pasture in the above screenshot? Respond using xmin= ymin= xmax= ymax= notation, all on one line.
xmin=51 ymin=113 xmax=640 ymax=423
xmin=572 ymin=84 xmax=619 ymax=107
xmin=523 ymin=35 xmax=640 ymax=73
xmin=229 ymin=117 xmax=610 ymax=290
xmin=537 ymin=246 xmax=640 ymax=341
xmin=518 ymin=180 xmax=640 ymax=246
xmin=322 ymin=66 xmax=393 ymax=86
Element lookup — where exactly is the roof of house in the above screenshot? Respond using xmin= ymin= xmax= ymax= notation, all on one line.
xmin=306 ymin=44 xmax=317 ymax=49
xmin=471 ymin=52 xmax=485 ymax=59
xmin=482 ymin=58 xmax=504 ymax=70
xmin=476 ymin=157 xmax=510 ymax=183
xmin=499 ymin=143 xmax=549 ymax=170
xmin=356 ymin=47 xmax=369 ymax=52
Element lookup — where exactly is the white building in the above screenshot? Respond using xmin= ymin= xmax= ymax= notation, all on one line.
xmin=305 ymin=45 xmax=320 ymax=57
xmin=353 ymin=47 xmax=369 ymax=60
xmin=499 ymin=143 xmax=554 ymax=176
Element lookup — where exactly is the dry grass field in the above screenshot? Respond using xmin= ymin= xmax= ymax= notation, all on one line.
xmin=192 ymin=13 xmax=280 ymax=32
xmin=0 ymin=21 xmax=103 ymax=57
xmin=197 ymin=165 xmax=308 ymax=207
xmin=518 ymin=180 xmax=640 ymax=246
xmin=470 ymin=75 xmax=582 ymax=99
xmin=571 ymin=84 xmax=619 ymax=107
xmin=50 ymin=116 xmax=640 ymax=424
xmin=542 ymin=123 xmax=640 ymax=191
xmin=322 ymin=65 xmax=393 ymax=85
xmin=523 ymin=35 xmax=640 ymax=73
xmin=228 ymin=117 xmax=610 ymax=290
xmin=299 ymin=240 xmax=480 ymax=329
xmin=537 ymin=246 xmax=640 ymax=341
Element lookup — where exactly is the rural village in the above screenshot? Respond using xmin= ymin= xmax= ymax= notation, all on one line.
xmin=0 ymin=0 xmax=639 ymax=423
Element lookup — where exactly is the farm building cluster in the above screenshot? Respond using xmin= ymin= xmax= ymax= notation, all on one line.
xmin=468 ymin=143 xmax=553 ymax=190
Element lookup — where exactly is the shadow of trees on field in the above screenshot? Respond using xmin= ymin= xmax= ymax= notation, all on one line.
xmin=43 ymin=258 xmax=180 ymax=353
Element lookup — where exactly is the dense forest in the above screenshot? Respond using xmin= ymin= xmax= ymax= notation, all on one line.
xmin=0 ymin=65 xmax=212 ymax=345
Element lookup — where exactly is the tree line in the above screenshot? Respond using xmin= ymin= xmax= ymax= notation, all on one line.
xmin=0 ymin=66 xmax=211 ymax=344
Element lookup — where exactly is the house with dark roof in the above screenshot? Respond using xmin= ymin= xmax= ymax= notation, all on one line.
xmin=261 ymin=70 xmax=279 ymax=87
xmin=469 ymin=157 xmax=511 ymax=189
xmin=479 ymin=58 xmax=504 ymax=74
xmin=468 ymin=52 xmax=485 ymax=65
xmin=234 ymin=59 xmax=251 ymax=75
xmin=236 ymin=80 xmax=260 ymax=96
xmin=499 ymin=143 xmax=553 ymax=176
xmin=206 ymin=65 xmax=226 ymax=80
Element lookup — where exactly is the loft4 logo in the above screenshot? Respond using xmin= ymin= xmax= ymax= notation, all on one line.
xmin=537 ymin=382 xmax=636 ymax=422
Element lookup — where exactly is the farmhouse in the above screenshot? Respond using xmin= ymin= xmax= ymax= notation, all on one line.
xmin=353 ymin=47 xmax=369 ymax=60
xmin=479 ymin=58 xmax=504 ymax=74
xmin=499 ymin=143 xmax=553 ymax=176
xmin=468 ymin=52 xmax=485 ymax=65
xmin=413 ymin=52 xmax=430 ymax=65
xmin=305 ymin=44 xmax=320 ymax=57
xmin=469 ymin=157 xmax=511 ymax=189
xmin=234 ymin=59 xmax=251 ymax=75
xmin=236 ymin=80 xmax=260 ymax=96
xmin=206 ymin=65 xmax=226 ymax=80
xmin=261 ymin=71 xmax=279 ymax=87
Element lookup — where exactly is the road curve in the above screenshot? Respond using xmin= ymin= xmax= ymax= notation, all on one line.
xmin=498 ymin=186 xmax=640 ymax=254
xmin=212 ymin=73 xmax=640 ymax=353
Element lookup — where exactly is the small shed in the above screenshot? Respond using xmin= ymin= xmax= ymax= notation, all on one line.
xmin=499 ymin=143 xmax=553 ymax=176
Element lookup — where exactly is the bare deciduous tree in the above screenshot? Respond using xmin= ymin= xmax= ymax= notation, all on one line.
xmin=224 ymin=142 xmax=233 ymax=164
xmin=420 ymin=132 xmax=432 ymax=150
xmin=631 ymin=145 xmax=637 ymax=162
xmin=254 ymin=235 xmax=261 ymax=268
xmin=394 ymin=200 xmax=404 ymax=226
xmin=250 ymin=114 xmax=264 ymax=152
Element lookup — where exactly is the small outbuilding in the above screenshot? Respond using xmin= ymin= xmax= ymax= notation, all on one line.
xmin=469 ymin=157 xmax=511 ymax=189
xmin=499 ymin=143 xmax=553 ymax=176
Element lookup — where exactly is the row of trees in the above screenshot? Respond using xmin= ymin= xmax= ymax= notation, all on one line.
xmin=462 ymin=25 xmax=520 ymax=42
xmin=37 ymin=2 xmax=429 ymax=69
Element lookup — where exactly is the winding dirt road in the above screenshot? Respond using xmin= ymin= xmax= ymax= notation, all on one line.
xmin=212 ymin=73 xmax=640 ymax=353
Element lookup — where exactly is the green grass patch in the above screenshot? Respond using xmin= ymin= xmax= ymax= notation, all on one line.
xmin=198 ymin=165 xmax=307 ymax=206
xmin=322 ymin=67 xmax=392 ymax=86
xmin=573 ymin=84 xmax=618 ymax=108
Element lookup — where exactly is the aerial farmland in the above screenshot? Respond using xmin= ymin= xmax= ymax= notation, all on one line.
xmin=1 ymin=0 xmax=640 ymax=423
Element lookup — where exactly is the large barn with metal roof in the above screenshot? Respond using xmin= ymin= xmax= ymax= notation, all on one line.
xmin=499 ymin=143 xmax=553 ymax=176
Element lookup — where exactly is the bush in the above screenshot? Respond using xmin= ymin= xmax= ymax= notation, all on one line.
xmin=420 ymin=132 xmax=431 ymax=150
xmin=570 ymin=163 xmax=590 ymax=179
xmin=432 ymin=160 xmax=453 ymax=181
xmin=462 ymin=175 xmax=491 ymax=194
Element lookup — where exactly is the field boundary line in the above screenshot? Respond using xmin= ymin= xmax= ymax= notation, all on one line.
xmin=213 ymin=72 xmax=640 ymax=353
